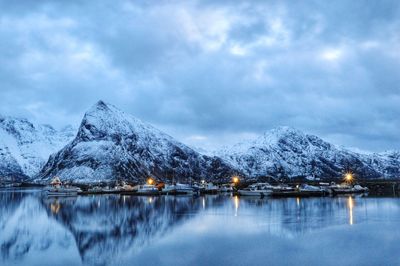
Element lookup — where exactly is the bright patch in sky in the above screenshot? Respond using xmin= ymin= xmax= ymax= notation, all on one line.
xmin=321 ymin=48 xmax=342 ymax=61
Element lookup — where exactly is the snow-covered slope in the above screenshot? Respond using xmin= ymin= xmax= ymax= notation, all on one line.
xmin=0 ymin=116 xmax=75 ymax=180
xmin=217 ymin=127 xmax=400 ymax=179
xmin=35 ymin=101 xmax=236 ymax=183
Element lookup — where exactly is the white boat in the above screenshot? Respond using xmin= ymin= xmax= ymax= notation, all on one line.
xmin=163 ymin=183 xmax=194 ymax=195
xmin=46 ymin=187 xmax=80 ymax=196
xmin=45 ymin=177 xmax=80 ymax=196
xmin=238 ymin=183 xmax=272 ymax=197
xmin=299 ymin=184 xmax=327 ymax=195
xmin=299 ymin=184 xmax=323 ymax=192
xmin=272 ymin=184 xmax=295 ymax=192
xmin=137 ymin=184 xmax=160 ymax=195
xmin=88 ymin=186 xmax=103 ymax=193
xmin=219 ymin=184 xmax=234 ymax=193
xmin=202 ymin=182 xmax=219 ymax=194
xmin=353 ymin=184 xmax=369 ymax=193
xmin=329 ymin=182 xmax=354 ymax=194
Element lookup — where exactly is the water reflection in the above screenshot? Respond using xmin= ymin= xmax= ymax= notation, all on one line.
xmin=1 ymin=189 xmax=400 ymax=266
xmin=233 ymin=195 xmax=239 ymax=216
xmin=348 ymin=196 xmax=354 ymax=225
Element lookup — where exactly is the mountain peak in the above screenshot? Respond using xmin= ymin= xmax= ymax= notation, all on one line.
xmin=267 ymin=126 xmax=305 ymax=137
xmin=38 ymin=102 xmax=237 ymax=183
xmin=88 ymin=100 xmax=113 ymax=113
xmin=96 ymin=100 xmax=107 ymax=107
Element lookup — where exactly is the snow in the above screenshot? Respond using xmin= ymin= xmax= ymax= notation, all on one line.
xmin=0 ymin=116 xmax=75 ymax=179
xmin=217 ymin=126 xmax=400 ymax=179
xmin=36 ymin=101 xmax=235 ymax=183
xmin=2 ymin=102 xmax=399 ymax=182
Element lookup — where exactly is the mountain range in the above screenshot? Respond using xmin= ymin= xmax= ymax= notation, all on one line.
xmin=0 ymin=101 xmax=399 ymax=184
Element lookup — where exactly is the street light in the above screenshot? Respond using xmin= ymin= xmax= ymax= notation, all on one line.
xmin=344 ymin=172 xmax=353 ymax=183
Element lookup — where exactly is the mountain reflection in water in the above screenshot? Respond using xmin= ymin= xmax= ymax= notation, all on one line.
xmin=1 ymin=189 xmax=400 ymax=266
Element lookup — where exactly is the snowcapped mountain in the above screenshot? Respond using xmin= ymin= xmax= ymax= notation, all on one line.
xmin=217 ymin=126 xmax=400 ymax=179
xmin=35 ymin=101 xmax=236 ymax=183
xmin=2 ymin=102 xmax=399 ymax=183
xmin=0 ymin=116 xmax=75 ymax=181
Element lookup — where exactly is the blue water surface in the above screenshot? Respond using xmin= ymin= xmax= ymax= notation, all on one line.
xmin=1 ymin=188 xmax=399 ymax=266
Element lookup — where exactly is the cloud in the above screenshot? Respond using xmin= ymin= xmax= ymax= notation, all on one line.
xmin=0 ymin=0 xmax=399 ymax=151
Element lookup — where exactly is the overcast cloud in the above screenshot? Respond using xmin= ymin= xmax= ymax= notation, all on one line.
xmin=0 ymin=0 xmax=399 ymax=151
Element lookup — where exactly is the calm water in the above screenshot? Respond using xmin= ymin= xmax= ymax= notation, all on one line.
xmin=1 ymin=189 xmax=400 ymax=266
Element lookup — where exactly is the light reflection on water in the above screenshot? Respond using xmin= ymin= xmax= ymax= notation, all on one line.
xmin=1 ymin=189 xmax=400 ymax=266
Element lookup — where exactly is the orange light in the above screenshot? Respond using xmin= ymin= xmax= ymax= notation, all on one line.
xmin=232 ymin=176 xmax=240 ymax=184
xmin=345 ymin=173 xmax=353 ymax=182
xmin=147 ymin=178 xmax=154 ymax=185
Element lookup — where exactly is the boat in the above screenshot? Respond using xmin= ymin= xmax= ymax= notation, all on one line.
xmin=162 ymin=183 xmax=194 ymax=195
xmin=219 ymin=184 xmax=234 ymax=193
xmin=136 ymin=184 xmax=160 ymax=195
xmin=87 ymin=186 xmax=103 ymax=194
xmin=272 ymin=184 xmax=295 ymax=192
xmin=271 ymin=184 xmax=326 ymax=197
xmin=45 ymin=177 xmax=80 ymax=196
xmin=330 ymin=182 xmax=369 ymax=194
xmin=238 ymin=183 xmax=272 ymax=197
xmin=191 ymin=183 xmax=202 ymax=194
xmin=298 ymin=184 xmax=327 ymax=196
xmin=202 ymin=182 xmax=219 ymax=194
xmin=353 ymin=184 xmax=369 ymax=193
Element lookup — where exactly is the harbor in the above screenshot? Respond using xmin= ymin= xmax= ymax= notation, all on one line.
xmin=40 ymin=172 xmax=397 ymax=199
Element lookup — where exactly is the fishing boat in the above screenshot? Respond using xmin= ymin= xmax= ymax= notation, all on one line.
xmin=238 ymin=183 xmax=272 ymax=197
xmin=136 ymin=184 xmax=160 ymax=195
xmin=162 ymin=183 xmax=194 ymax=195
xmin=353 ymin=184 xmax=369 ymax=193
xmin=298 ymin=184 xmax=327 ymax=196
xmin=272 ymin=184 xmax=295 ymax=192
xmin=202 ymin=182 xmax=219 ymax=194
xmin=219 ymin=184 xmax=234 ymax=193
xmin=271 ymin=184 xmax=326 ymax=197
xmin=87 ymin=186 xmax=103 ymax=194
xmin=330 ymin=182 xmax=369 ymax=194
xmin=45 ymin=177 xmax=80 ymax=196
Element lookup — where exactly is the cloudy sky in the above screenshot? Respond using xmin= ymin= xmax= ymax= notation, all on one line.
xmin=0 ymin=0 xmax=399 ymax=152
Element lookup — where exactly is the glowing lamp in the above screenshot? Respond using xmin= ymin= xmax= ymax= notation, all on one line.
xmin=147 ymin=178 xmax=154 ymax=185
xmin=345 ymin=173 xmax=353 ymax=182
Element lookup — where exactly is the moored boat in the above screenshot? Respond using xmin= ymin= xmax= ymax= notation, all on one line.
xmin=45 ymin=177 xmax=80 ymax=196
xmin=353 ymin=184 xmax=369 ymax=193
xmin=219 ymin=184 xmax=234 ymax=193
xmin=136 ymin=184 xmax=160 ymax=195
xmin=162 ymin=183 xmax=194 ymax=195
xmin=202 ymin=182 xmax=219 ymax=194
xmin=330 ymin=182 xmax=369 ymax=194
xmin=271 ymin=184 xmax=326 ymax=197
xmin=238 ymin=183 xmax=272 ymax=197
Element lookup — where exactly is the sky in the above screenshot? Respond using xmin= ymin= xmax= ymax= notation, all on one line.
xmin=0 ymin=0 xmax=399 ymax=152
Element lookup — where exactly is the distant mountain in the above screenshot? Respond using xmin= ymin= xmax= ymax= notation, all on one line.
xmin=35 ymin=101 xmax=236 ymax=183
xmin=217 ymin=126 xmax=400 ymax=180
xmin=0 ymin=116 xmax=75 ymax=181
xmin=2 ymin=103 xmax=399 ymax=183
